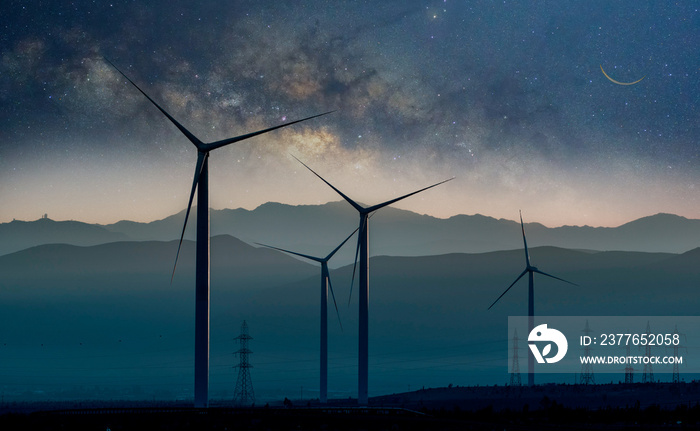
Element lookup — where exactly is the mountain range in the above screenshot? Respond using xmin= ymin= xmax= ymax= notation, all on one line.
xmin=2 ymin=201 xmax=699 ymax=401
xmin=2 ymin=202 xmax=699 ymax=259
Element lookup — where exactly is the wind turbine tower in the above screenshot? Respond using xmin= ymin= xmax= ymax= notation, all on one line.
xmin=106 ymin=59 xmax=331 ymax=407
xmin=256 ymin=228 xmax=357 ymax=404
xmin=293 ymin=156 xmax=452 ymax=405
xmin=488 ymin=211 xmax=577 ymax=386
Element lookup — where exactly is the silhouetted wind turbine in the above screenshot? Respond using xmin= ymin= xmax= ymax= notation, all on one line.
xmin=293 ymin=155 xmax=452 ymax=405
xmin=106 ymin=59 xmax=332 ymax=408
xmin=256 ymin=228 xmax=357 ymax=404
xmin=488 ymin=211 xmax=577 ymax=386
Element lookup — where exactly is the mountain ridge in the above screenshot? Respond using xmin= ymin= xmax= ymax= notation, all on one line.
xmin=1 ymin=202 xmax=698 ymax=258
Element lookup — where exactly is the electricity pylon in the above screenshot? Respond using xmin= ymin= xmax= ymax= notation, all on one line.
xmin=233 ymin=321 xmax=255 ymax=405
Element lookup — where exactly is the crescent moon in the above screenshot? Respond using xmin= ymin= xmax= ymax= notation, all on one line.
xmin=600 ymin=65 xmax=645 ymax=85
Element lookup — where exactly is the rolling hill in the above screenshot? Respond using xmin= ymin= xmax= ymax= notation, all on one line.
xmin=0 ymin=237 xmax=698 ymax=402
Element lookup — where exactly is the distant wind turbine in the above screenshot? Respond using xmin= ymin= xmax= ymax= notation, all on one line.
xmin=256 ymin=228 xmax=357 ymax=404
xmin=106 ymin=59 xmax=332 ymax=408
xmin=487 ymin=211 xmax=577 ymax=386
xmin=293 ymin=155 xmax=452 ymax=405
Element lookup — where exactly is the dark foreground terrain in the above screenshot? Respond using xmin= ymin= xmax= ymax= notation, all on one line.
xmin=2 ymin=383 xmax=699 ymax=430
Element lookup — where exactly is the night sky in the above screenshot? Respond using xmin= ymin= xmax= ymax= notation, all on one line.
xmin=1 ymin=1 xmax=698 ymax=227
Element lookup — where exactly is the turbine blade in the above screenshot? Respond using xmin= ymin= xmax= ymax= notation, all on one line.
xmin=104 ymin=58 xmax=204 ymax=149
xmin=365 ymin=177 xmax=454 ymax=213
xmin=254 ymin=243 xmax=323 ymax=264
xmin=206 ymin=111 xmax=335 ymax=151
xmin=325 ymin=227 xmax=359 ymax=261
xmin=327 ymin=269 xmax=343 ymax=332
xmin=291 ymin=155 xmax=364 ymax=213
xmin=487 ymin=269 xmax=528 ymax=310
xmin=520 ymin=210 xmax=531 ymax=267
xmin=348 ymin=218 xmax=365 ymax=306
xmin=532 ymin=269 xmax=578 ymax=286
xmin=107 ymin=59 xmax=333 ymax=152
xmin=171 ymin=152 xmax=207 ymax=283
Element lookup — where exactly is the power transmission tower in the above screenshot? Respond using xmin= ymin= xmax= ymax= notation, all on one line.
xmin=624 ymin=341 xmax=634 ymax=384
xmin=579 ymin=320 xmax=595 ymax=385
xmin=233 ymin=320 xmax=255 ymax=405
xmin=670 ymin=324 xmax=687 ymax=384
xmin=510 ymin=328 xmax=522 ymax=386
xmin=642 ymin=321 xmax=654 ymax=383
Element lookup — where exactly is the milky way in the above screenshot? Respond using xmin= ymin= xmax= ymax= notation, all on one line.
xmin=1 ymin=0 xmax=698 ymax=226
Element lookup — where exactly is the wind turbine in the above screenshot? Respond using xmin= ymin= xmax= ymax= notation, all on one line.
xmin=106 ymin=59 xmax=332 ymax=408
xmin=256 ymin=228 xmax=357 ymax=404
xmin=487 ymin=211 xmax=577 ymax=386
xmin=293 ymin=155 xmax=452 ymax=405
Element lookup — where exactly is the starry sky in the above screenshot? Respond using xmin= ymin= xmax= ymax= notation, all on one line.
xmin=1 ymin=0 xmax=698 ymax=227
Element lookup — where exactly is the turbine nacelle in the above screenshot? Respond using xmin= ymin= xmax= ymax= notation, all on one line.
xmin=292 ymin=155 xmax=453 ymax=302
xmin=487 ymin=211 xmax=578 ymax=311
xmin=254 ymin=225 xmax=357 ymax=330
xmin=105 ymin=58 xmax=333 ymax=281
